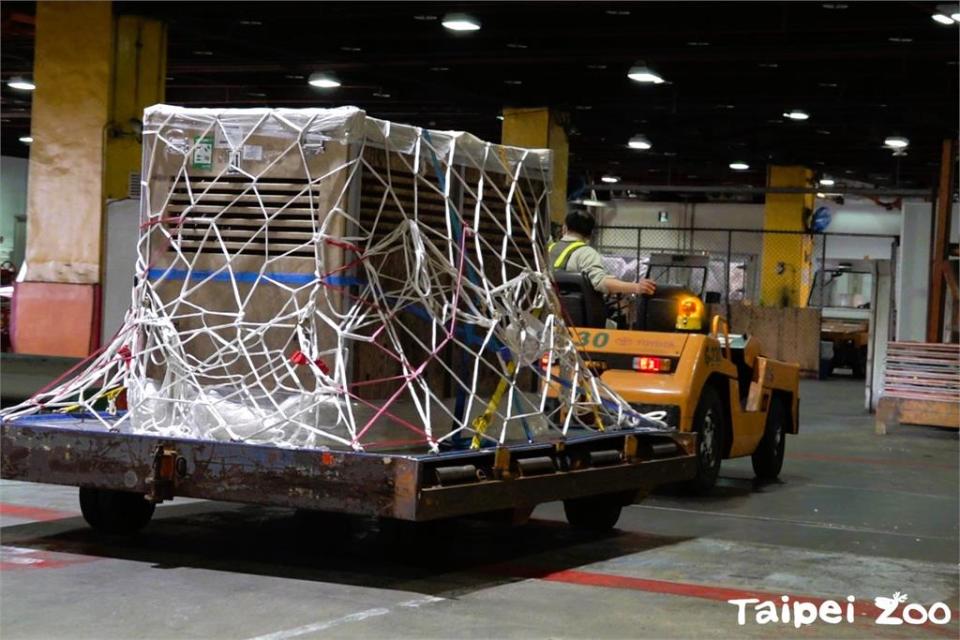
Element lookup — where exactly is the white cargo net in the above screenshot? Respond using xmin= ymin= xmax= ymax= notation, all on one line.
xmin=2 ymin=105 xmax=665 ymax=452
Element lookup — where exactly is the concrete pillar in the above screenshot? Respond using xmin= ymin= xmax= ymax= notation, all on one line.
xmin=897 ymin=202 xmax=932 ymax=341
xmin=500 ymin=107 xmax=568 ymax=224
xmin=13 ymin=3 xmax=165 ymax=357
xmin=759 ymin=166 xmax=814 ymax=307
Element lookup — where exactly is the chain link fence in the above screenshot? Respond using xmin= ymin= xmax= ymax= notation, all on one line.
xmin=594 ymin=225 xmax=898 ymax=309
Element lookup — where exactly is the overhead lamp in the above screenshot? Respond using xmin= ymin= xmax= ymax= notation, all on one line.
xmin=442 ymin=13 xmax=481 ymax=31
xmin=783 ymin=109 xmax=810 ymax=121
xmin=581 ymin=199 xmax=606 ymax=207
xmin=628 ymin=135 xmax=652 ymax=150
xmin=308 ymin=72 xmax=341 ymax=89
xmin=7 ymin=76 xmax=35 ymax=91
xmin=729 ymin=162 xmax=750 ymax=171
xmin=932 ymin=13 xmax=955 ymax=24
xmin=819 ymin=178 xmax=835 ymax=186
xmin=627 ymin=62 xmax=664 ymax=84
xmin=18 ymin=135 xmax=32 ymax=144
xmin=883 ymin=135 xmax=909 ymax=149
xmin=601 ymin=175 xmax=621 ymax=183
xmin=953 ymin=12 xmax=960 ymax=20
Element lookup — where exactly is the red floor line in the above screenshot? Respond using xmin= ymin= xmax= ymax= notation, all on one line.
xmin=0 ymin=502 xmax=78 ymax=522
xmin=535 ymin=568 xmax=956 ymax=637
xmin=789 ymin=452 xmax=956 ymax=471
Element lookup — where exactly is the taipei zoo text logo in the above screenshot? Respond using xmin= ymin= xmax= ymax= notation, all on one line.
xmin=728 ymin=592 xmax=953 ymax=628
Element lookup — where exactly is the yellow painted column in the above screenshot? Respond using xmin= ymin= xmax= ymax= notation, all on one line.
xmin=14 ymin=4 xmax=166 ymax=356
xmin=105 ymin=16 xmax=167 ymax=201
xmin=760 ymin=166 xmax=815 ymax=307
xmin=501 ymin=107 xmax=568 ymax=224
xmin=23 ymin=1 xmax=113 ymax=285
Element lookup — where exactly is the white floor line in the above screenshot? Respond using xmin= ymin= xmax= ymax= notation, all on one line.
xmin=244 ymin=596 xmax=445 ymax=640
xmin=629 ymin=504 xmax=958 ymax=541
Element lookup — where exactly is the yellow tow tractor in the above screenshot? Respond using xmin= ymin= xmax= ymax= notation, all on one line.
xmin=549 ymin=253 xmax=800 ymax=493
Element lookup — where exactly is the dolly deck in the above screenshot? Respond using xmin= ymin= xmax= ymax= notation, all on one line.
xmin=1 ymin=414 xmax=696 ymax=521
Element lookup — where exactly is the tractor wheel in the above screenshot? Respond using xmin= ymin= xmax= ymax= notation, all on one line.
xmin=79 ymin=487 xmax=155 ymax=534
xmin=682 ymin=385 xmax=725 ymax=494
xmin=752 ymin=397 xmax=788 ymax=480
xmin=563 ymin=491 xmax=632 ymax=531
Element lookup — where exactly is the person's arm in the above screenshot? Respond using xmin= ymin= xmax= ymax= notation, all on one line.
xmin=601 ymin=277 xmax=656 ymax=295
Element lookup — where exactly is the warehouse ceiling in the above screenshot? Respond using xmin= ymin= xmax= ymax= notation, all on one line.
xmin=2 ymin=1 xmax=958 ymax=193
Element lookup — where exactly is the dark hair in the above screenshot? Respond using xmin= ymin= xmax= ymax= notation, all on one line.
xmin=565 ymin=208 xmax=596 ymax=237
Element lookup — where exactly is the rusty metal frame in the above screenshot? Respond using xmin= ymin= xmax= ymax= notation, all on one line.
xmin=1 ymin=415 xmax=696 ymax=521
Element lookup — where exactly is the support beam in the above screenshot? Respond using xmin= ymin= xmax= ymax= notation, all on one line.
xmin=501 ymin=107 xmax=568 ymax=224
xmin=13 ymin=4 xmax=166 ymax=357
xmin=926 ymin=139 xmax=956 ymax=343
xmin=759 ymin=166 xmax=815 ymax=307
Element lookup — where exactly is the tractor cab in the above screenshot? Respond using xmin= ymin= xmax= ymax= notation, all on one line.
xmin=550 ymin=251 xmax=800 ymax=493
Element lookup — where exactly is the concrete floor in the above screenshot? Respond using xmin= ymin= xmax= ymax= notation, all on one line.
xmin=1 ymin=378 xmax=957 ymax=639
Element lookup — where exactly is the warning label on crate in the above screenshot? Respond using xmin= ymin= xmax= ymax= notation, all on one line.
xmin=192 ymin=136 xmax=214 ymax=169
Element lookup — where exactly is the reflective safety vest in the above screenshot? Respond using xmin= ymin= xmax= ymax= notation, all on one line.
xmin=547 ymin=240 xmax=587 ymax=271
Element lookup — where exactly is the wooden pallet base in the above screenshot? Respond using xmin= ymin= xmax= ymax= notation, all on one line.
xmin=875 ymin=396 xmax=960 ymax=434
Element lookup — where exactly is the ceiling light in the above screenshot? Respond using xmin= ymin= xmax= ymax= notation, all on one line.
xmin=687 ymin=41 xmax=710 ymax=46
xmin=819 ymin=178 xmax=835 ymax=186
xmin=429 ymin=66 xmax=450 ymax=72
xmin=628 ymin=135 xmax=652 ymax=150
xmin=783 ymin=109 xmax=810 ymax=121
xmin=238 ymin=19 xmax=262 ymax=26
xmin=729 ymin=162 xmax=750 ymax=171
xmin=883 ymin=135 xmax=909 ymax=149
xmin=605 ymin=9 xmax=630 ymax=15
xmin=816 ymin=192 xmax=827 ymax=198
xmin=340 ymin=46 xmax=362 ymax=52
xmin=308 ymin=72 xmax=341 ymax=89
xmin=627 ymin=62 xmax=664 ymax=84
xmin=504 ymin=79 xmax=522 ymax=85
xmin=817 ymin=129 xmax=831 ymax=135
xmin=574 ymin=105 xmax=592 ymax=111
xmin=953 ymin=12 xmax=960 ymax=20
xmin=758 ymin=62 xmax=779 ymax=68
xmin=18 ymin=135 xmax=32 ymax=144
xmin=888 ymin=37 xmax=912 ymax=43
xmin=372 ymin=91 xmax=391 ymax=98
xmin=586 ymin=64 xmax=608 ymax=70
xmin=193 ymin=50 xmax=214 ymax=56
xmin=496 ymin=115 xmax=504 ymax=121
xmin=284 ymin=74 xmax=304 ymax=80
xmin=414 ymin=14 xmax=438 ymax=21
xmin=506 ymin=43 xmax=528 ymax=49
xmin=601 ymin=175 xmax=621 ymax=183
xmin=581 ymin=199 xmax=607 ymax=207
xmin=932 ymin=13 xmax=955 ymax=24
xmin=821 ymin=3 xmax=848 ymax=8
xmin=442 ymin=13 xmax=481 ymax=31
xmin=7 ymin=76 xmax=35 ymax=91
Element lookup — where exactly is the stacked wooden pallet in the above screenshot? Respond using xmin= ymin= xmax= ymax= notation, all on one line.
xmin=876 ymin=342 xmax=960 ymax=433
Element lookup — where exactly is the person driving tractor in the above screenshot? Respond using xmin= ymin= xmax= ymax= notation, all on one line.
xmin=548 ymin=207 xmax=657 ymax=296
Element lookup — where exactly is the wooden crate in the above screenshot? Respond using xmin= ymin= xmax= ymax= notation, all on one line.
xmin=727 ymin=303 xmax=821 ymax=376
xmin=875 ymin=341 xmax=960 ymax=433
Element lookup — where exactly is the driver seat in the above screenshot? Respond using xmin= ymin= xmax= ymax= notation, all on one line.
xmin=552 ymin=271 xmax=606 ymax=328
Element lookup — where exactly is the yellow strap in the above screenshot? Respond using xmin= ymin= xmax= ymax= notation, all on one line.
xmin=552 ymin=241 xmax=586 ymax=269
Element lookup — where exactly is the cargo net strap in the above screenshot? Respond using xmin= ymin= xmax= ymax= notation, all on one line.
xmin=2 ymin=109 xmax=665 ymax=452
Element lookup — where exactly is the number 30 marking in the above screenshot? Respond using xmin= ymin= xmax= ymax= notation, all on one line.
xmin=577 ymin=331 xmax=609 ymax=349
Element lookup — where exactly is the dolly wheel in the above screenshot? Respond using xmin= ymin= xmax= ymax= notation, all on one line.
xmin=682 ymin=385 xmax=725 ymax=494
xmin=563 ymin=492 xmax=630 ymax=531
xmin=79 ymin=487 xmax=155 ymax=534
xmin=752 ymin=397 xmax=788 ymax=480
